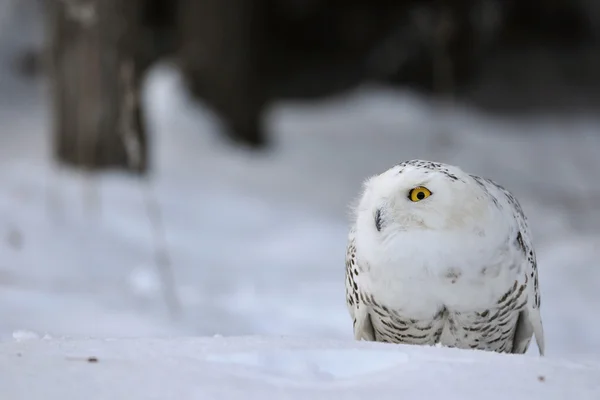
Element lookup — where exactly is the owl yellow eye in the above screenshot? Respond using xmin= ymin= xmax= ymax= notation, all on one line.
xmin=409 ymin=186 xmax=432 ymax=202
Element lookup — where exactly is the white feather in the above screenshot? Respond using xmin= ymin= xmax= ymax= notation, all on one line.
xmin=346 ymin=160 xmax=545 ymax=355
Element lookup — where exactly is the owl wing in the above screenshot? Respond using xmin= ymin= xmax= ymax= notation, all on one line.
xmin=511 ymin=226 xmax=545 ymax=355
xmin=482 ymin=178 xmax=545 ymax=355
xmin=345 ymin=227 xmax=375 ymax=341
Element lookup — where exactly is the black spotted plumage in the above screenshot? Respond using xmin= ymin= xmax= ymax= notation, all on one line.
xmin=345 ymin=160 xmax=545 ymax=355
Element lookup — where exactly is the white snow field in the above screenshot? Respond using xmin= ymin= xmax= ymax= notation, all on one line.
xmin=1 ymin=60 xmax=600 ymax=399
xmin=2 ymin=336 xmax=599 ymax=400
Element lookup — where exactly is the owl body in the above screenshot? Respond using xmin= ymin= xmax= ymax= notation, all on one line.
xmin=346 ymin=160 xmax=545 ymax=355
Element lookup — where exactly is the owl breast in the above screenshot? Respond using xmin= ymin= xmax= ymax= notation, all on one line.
xmin=362 ymin=272 xmax=529 ymax=352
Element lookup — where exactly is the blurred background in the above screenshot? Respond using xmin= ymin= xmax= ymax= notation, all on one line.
xmin=0 ymin=0 xmax=599 ymax=359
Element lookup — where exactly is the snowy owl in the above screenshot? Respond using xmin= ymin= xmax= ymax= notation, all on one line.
xmin=345 ymin=160 xmax=545 ymax=355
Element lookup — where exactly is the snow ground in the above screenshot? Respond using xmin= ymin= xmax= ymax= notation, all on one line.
xmin=0 ymin=58 xmax=600 ymax=398
xmin=2 ymin=336 xmax=599 ymax=400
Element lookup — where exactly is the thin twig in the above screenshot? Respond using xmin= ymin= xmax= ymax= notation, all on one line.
xmin=142 ymin=179 xmax=181 ymax=318
xmin=45 ymin=164 xmax=65 ymax=223
xmin=119 ymin=59 xmax=181 ymax=318
xmin=118 ymin=60 xmax=143 ymax=169
xmin=82 ymin=169 xmax=100 ymax=217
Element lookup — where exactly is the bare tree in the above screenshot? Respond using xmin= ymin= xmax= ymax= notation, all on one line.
xmin=46 ymin=0 xmax=150 ymax=174
xmin=177 ymin=0 xmax=268 ymax=148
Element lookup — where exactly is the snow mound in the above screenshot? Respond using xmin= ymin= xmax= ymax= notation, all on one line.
xmin=206 ymin=348 xmax=409 ymax=381
xmin=1 ymin=336 xmax=598 ymax=400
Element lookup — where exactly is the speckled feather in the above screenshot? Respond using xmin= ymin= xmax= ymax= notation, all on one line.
xmin=345 ymin=160 xmax=545 ymax=355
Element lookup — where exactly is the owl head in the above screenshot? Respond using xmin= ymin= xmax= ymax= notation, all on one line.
xmin=354 ymin=160 xmax=492 ymax=236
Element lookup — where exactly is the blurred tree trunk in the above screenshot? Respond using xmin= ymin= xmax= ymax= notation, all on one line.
xmin=46 ymin=0 xmax=149 ymax=174
xmin=177 ymin=0 xmax=268 ymax=148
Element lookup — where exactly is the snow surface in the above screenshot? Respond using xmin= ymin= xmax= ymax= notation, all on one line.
xmin=2 ymin=336 xmax=599 ymax=400
xmin=0 ymin=55 xmax=600 ymax=398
